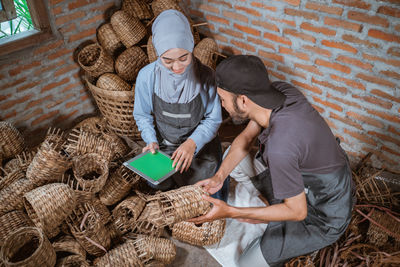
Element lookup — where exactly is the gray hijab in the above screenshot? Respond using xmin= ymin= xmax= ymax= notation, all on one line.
xmin=152 ymin=9 xmax=200 ymax=103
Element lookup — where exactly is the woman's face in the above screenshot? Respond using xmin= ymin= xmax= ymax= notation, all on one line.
xmin=160 ymin=48 xmax=192 ymax=74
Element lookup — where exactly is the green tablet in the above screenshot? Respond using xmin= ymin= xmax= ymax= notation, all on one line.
xmin=123 ymin=150 xmax=176 ymax=185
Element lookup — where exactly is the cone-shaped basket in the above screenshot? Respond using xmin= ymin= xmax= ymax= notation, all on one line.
xmin=122 ymin=0 xmax=153 ymax=20
xmin=78 ymin=43 xmax=114 ymax=78
xmin=93 ymin=241 xmax=146 ymax=267
xmin=112 ymin=195 xmax=146 ymax=234
xmin=127 ymin=234 xmax=176 ymax=264
xmin=115 ymin=46 xmax=149 ymax=82
xmin=0 ymin=121 xmax=24 ymax=161
xmin=111 ymin=10 xmax=146 ymax=48
xmin=0 ymin=178 xmax=36 ymax=217
xmin=97 ymin=73 xmax=131 ymax=91
xmin=97 ymin=23 xmax=124 ymax=57
xmin=151 ymin=0 xmax=184 ymax=17
xmin=0 ymin=210 xmax=34 ymax=247
xmin=193 ymin=37 xmax=218 ymax=70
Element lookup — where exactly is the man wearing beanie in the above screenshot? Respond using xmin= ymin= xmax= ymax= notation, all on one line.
xmin=190 ymin=55 xmax=354 ymax=266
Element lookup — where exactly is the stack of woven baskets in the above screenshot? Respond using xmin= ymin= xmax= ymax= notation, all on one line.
xmin=77 ymin=0 xmax=220 ymax=140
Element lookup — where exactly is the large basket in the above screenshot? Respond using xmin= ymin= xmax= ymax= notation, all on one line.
xmin=122 ymin=0 xmax=153 ymax=20
xmin=171 ymin=219 xmax=226 ymax=246
xmin=55 ymin=255 xmax=90 ymax=267
xmin=78 ymin=43 xmax=114 ymax=78
xmin=96 ymin=73 xmax=131 ymax=91
xmin=0 ymin=178 xmax=36 ymax=217
xmin=112 ymin=196 xmax=146 ymax=234
xmin=110 ymin=10 xmax=146 ymax=48
xmin=193 ymin=37 xmax=218 ymax=70
xmin=0 ymin=210 xmax=33 ymax=247
xmin=127 ymin=234 xmax=176 ymax=264
xmin=147 ymin=36 xmax=157 ymax=63
xmin=97 ymin=23 xmax=124 ymax=57
xmin=23 ymin=183 xmax=77 ymax=238
xmin=0 ymin=227 xmax=56 ymax=267
xmin=115 ymin=46 xmax=149 ymax=82
xmin=52 ymin=235 xmax=86 ymax=258
xmin=0 ymin=121 xmax=24 ymax=161
xmin=86 ymin=79 xmax=141 ymax=138
xmin=93 ymin=241 xmax=145 ymax=267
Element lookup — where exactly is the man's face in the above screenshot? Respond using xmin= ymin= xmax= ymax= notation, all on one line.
xmin=217 ymin=87 xmax=249 ymax=125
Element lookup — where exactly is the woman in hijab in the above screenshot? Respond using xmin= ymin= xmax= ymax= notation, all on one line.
xmin=134 ymin=9 xmax=228 ymax=200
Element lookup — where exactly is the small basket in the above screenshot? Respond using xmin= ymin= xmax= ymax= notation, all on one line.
xmin=78 ymin=43 xmax=114 ymax=78
xmin=97 ymin=23 xmax=124 ymax=57
xmin=147 ymin=35 xmax=157 ymax=63
xmin=193 ymin=37 xmax=218 ymax=70
xmin=2 ymin=151 xmax=36 ymax=174
xmin=122 ymin=0 xmax=153 ymax=20
xmin=52 ymin=235 xmax=86 ymax=258
xmin=0 ymin=227 xmax=56 ymax=267
xmin=0 ymin=210 xmax=34 ymax=247
xmin=0 ymin=178 xmax=36 ymax=217
xmin=110 ymin=10 xmax=146 ymax=48
xmin=0 ymin=121 xmax=24 ymax=161
xmin=171 ymin=219 xmax=226 ymax=246
xmin=0 ymin=169 xmax=25 ymax=192
xmin=55 ymin=255 xmax=90 ymax=267
xmin=90 ymin=196 xmax=112 ymax=224
xmin=96 ymin=73 xmax=131 ymax=91
xmin=72 ymin=116 xmax=107 ymax=133
xmin=112 ymin=196 xmax=146 ymax=234
xmin=93 ymin=241 xmax=146 ymax=266
xmin=23 ymin=183 xmax=77 ymax=238
xmin=115 ymin=46 xmax=149 ymax=82
xmin=127 ymin=234 xmax=176 ymax=264
xmin=151 ymin=0 xmax=184 ymax=17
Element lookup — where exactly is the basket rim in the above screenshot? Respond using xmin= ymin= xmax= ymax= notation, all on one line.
xmin=86 ymin=78 xmax=134 ymax=98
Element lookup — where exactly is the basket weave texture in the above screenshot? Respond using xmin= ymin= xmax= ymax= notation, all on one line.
xmin=96 ymin=73 xmax=131 ymax=91
xmin=78 ymin=43 xmax=114 ymax=78
xmin=112 ymin=195 xmax=146 ymax=234
xmin=0 ymin=210 xmax=33 ymax=247
xmin=93 ymin=241 xmax=144 ymax=267
xmin=52 ymin=235 xmax=86 ymax=258
xmin=115 ymin=46 xmax=149 ymax=82
xmin=97 ymin=23 xmax=124 ymax=57
xmin=0 ymin=169 xmax=25 ymax=192
xmin=122 ymin=0 xmax=153 ymax=20
xmin=111 ymin=10 xmax=146 ymax=48
xmin=0 ymin=178 xmax=36 ymax=217
xmin=193 ymin=37 xmax=218 ymax=70
xmin=0 ymin=121 xmax=24 ymax=160
xmin=55 ymin=255 xmax=90 ymax=267
xmin=129 ymin=234 xmax=176 ymax=264
xmin=151 ymin=0 xmax=184 ymax=17
xmin=147 ymin=36 xmax=157 ymax=63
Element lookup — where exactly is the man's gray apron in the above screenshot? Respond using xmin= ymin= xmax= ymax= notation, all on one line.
xmin=248 ymin=143 xmax=354 ymax=266
xmin=152 ymin=93 xmax=222 ymax=187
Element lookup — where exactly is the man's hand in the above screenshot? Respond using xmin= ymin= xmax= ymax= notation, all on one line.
xmin=195 ymin=175 xmax=225 ymax=195
xmin=142 ymin=142 xmax=159 ymax=154
xmin=187 ymin=195 xmax=231 ymax=224
xmin=171 ymin=138 xmax=196 ymax=173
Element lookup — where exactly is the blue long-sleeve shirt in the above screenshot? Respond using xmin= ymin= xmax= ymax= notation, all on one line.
xmin=133 ymin=62 xmax=222 ymax=154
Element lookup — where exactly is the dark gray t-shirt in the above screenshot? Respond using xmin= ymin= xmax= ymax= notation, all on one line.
xmin=258 ymin=81 xmax=347 ymax=200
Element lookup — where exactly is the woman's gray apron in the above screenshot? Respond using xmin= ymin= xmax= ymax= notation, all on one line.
xmin=152 ymin=93 xmax=222 ymax=187
xmin=249 ymin=145 xmax=354 ymax=266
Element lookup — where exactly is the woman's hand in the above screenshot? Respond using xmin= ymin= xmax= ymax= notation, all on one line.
xmin=142 ymin=142 xmax=159 ymax=154
xmin=171 ymin=138 xmax=196 ymax=173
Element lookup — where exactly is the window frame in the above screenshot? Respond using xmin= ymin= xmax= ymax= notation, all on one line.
xmin=0 ymin=0 xmax=17 ymax=22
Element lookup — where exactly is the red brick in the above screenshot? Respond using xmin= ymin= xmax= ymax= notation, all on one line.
xmin=252 ymin=20 xmax=279 ymax=32
xmin=188 ymin=8 xmax=203 ymax=18
xmin=54 ymin=64 xmax=78 ymax=77
xmin=294 ymin=63 xmax=323 ymax=76
xmin=325 ymin=118 xmax=338 ymax=130
xmin=332 ymin=0 xmax=371 ymax=10
xmin=378 ymin=6 xmax=400 ymax=18
xmin=55 ymin=11 xmax=85 ymax=26
xmin=34 ymin=40 xmax=64 ymax=56
xmin=336 ymin=55 xmax=372 ymax=70
xmin=305 ymin=2 xmax=343 ymax=16
xmin=80 ymin=94 xmax=89 ymax=101
xmin=258 ymin=50 xmax=284 ymax=63
xmin=222 ymin=11 xmax=247 ymax=23
xmin=80 ymin=14 xmax=103 ymax=26
xmin=247 ymin=36 xmax=275 ymax=51
xmin=0 ymin=94 xmax=33 ymax=110
xmin=388 ymin=126 xmax=400 ymax=136
xmin=347 ymin=11 xmax=389 ymax=27
xmin=198 ymin=3 xmax=219 ymax=14
xmin=275 ymin=0 xmax=300 ymax=6
xmin=315 ymin=59 xmax=351 ymax=74
xmin=370 ymin=89 xmax=400 ymax=103
xmin=52 ymin=6 xmax=62 ymax=15
xmin=367 ymin=109 xmax=400 ymax=124
xmin=356 ymin=73 xmax=396 ymax=88
xmin=209 ymin=0 xmax=232 ymax=8
xmin=261 ymin=58 xmax=275 ymax=69
xmin=382 ymin=146 xmax=400 ymax=158
xmin=291 ymin=80 xmax=322 ymax=94
xmin=219 ymin=27 xmax=243 ymax=38
xmin=329 ymin=112 xmax=363 ymax=130
xmin=311 ymin=77 xmax=347 ymax=94
xmin=206 ymin=14 xmax=229 ymax=25
xmin=92 ymin=2 xmax=114 ymax=12
xmin=58 ymin=23 xmax=77 ymax=34
xmin=230 ymin=40 xmax=256 ymax=52
xmin=300 ymin=22 xmax=336 ymax=36
xmin=69 ymin=28 xmax=96 ymax=42
xmin=65 ymin=100 xmax=79 ymax=109
xmin=16 ymin=81 xmax=41 ymax=93
xmin=363 ymin=53 xmax=400 ymax=67
xmin=342 ymin=34 xmax=380 ymax=48
xmin=62 ymin=82 xmax=82 ymax=93
xmin=55 ymin=110 xmax=79 ymax=124
xmin=327 ymin=93 xmax=362 ymax=110
xmin=312 ymin=104 xmax=325 ymax=114
xmin=68 ymin=0 xmax=97 ymax=9
xmin=353 ymin=94 xmax=393 ymax=109
xmin=368 ymin=29 xmax=400 ymax=44
xmin=265 ymin=15 xmax=296 ymax=27
xmin=46 ymin=93 xmax=75 ymax=109
xmin=0 ymin=77 xmax=27 ymax=90
xmin=31 ymin=110 xmax=59 ymax=126
xmin=324 ymin=17 xmax=362 ymax=32
xmin=284 ymin=8 xmax=319 ymax=21
xmin=330 ymin=74 xmax=365 ymax=90
xmin=1 ymin=110 xmax=17 ymax=120
xmin=396 ymin=24 xmax=400 ymax=32
xmin=0 ymin=94 xmax=10 ymax=102
xmin=312 ymin=96 xmax=343 ymax=112
xmin=8 ymin=61 xmax=41 ymax=76
xmin=48 ymin=48 xmax=73 ymax=60
xmin=277 ymin=65 xmax=307 ymax=79
xmin=283 ymin=29 xmax=316 ymax=43
xmin=263 ymin=32 xmax=292 ymax=46
xmin=26 ymin=95 xmax=53 ymax=109
xmin=34 ymin=60 xmax=66 ymax=76
xmin=235 ymin=5 xmax=262 ymax=17
xmin=213 ymin=34 xmax=228 ymax=43
xmin=380 ymin=70 xmax=400 ymax=80
xmin=302 ymin=45 xmax=331 ymax=57
xmin=368 ymin=131 xmax=400 ymax=147
xmin=234 ymin=24 xmax=260 ymax=36
xmin=279 ymin=47 xmax=309 ymax=61
xmin=251 ymin=2 xmax=277 ymax=12
xmin=41 ymin=78 xmax=70 ymax=93
xmin=268 ymin=70 xmax=286 ymax=81
xmin=344 ymin=129 xmax=377 ymax=146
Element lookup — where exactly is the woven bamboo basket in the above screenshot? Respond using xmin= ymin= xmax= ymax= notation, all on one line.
xmin=0 ymin=178 xmax=36 ymax=217
xmin=96 ymin=73 xmax=131 ymax=91
xmin=112 ymin=196 xmax=146 ymax=234
xmin=367 ymin=209 xmax=400 ymax=247
xmin=133 ymin=201 xmax=165 ymax=237
xmin=61 ymin=174 xmax=95 ymax=204
xmin=45 ymin=127 xmax=66 ymax=148
xmin=106 ymin=222 xmax=122 ymax=245
xmin=0 ymin=227 xmax=56 ymax=267
xmin=72 ymin=116 xmax=106 ymax=133
xmin=122 ymin=0 xmax=153 ymax=20
xmin=90 ymin=196 xmax=112 ymax=224
xmin=0 ymin=210 xmax=34 ymax=247
xmin=52 ymin=235 xmax=86 ymax=258
xmin=55 ymin=255 xmax=90 ymax=267
xmin=78 ymin=43 xmax=114 ymax=78
xmin=93 ymin=241 xmax=146 ymax=267
xmin=127 ymin=234 xmax=176 ymax=264
xmin=86 ymin=79 xmax=141 ymax=138
xmin=97 ymin=23 xmax=124 ymax=57
xmin=23 ymin=183 xmax=77 ymax=238
xmin=0 ymin=169 xmax=25 ymax=192
xmin=110 ymin=10 xmax=146 ymax=48
xmin=171 ymin=219 xmax=226 ymax=246
xmin=67 ymin=205 xmax=111 ymax=257
xmin=2 ymin=151 xmax=36 ymax=174
xmin=193 ymin=37 xmax=218 ymax=70
xmin=147 ymin=36 xmax=157 ymax=63
xmin=151 ymin=0 xmax=184 ymax=17
xmin=0 ymin=121 xmax=24 ymax=161
xmin=115 ymin=46 xmax=149 ymax=82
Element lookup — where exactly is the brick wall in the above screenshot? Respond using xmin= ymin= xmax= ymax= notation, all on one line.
xmin=183 ymin=0 xmax=400 ymax=172
xmin=0 ymin=0 xmax=120 ymax=145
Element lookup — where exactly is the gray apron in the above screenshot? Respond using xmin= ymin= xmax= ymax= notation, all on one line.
xmin=153 ymin=93 xmax=222 ymax=187
xmin=250 ymin=144 xmax=354 ymax=266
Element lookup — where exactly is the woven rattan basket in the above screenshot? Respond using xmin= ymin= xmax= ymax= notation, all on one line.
xmin=0 ymin=210 xmax=33 ymax=247
xmin=2 ymin=151 xmax=36 ymax=174
xmin=122 ymin=0 xmax=153 ymax=20
xmin=151 ymin=0 xmax=184 ymax=17
xmin=110 ymin=10 xmax=146 ymax=48
xmin=73 ymin=116 xmax=106 ymax=133
xmin=0 ymin=169 xmax=25 ymax=192
xmin=97 ymin=23 xmax=124 ymax=57
xmin=86 ymin=79 xmax=141 ymax=138
xmin=0 ymin=121 xmax=24 ymax=161
xmin=115 ymin=46 xmax=149 ymax=82
xmin=96 ymin=73 xmax=131 ymax=91
xmin=0 ymin=227 xmax=56 ymax=267
xmin=112 ymin=196 xmax=146 ymax=234
xmin=171 ymin=219 xmax=226 ymax=246
xmin=0 ymin=178 xmax=36 ymax=217
xmin=23 ymin=183 xmax=77 ymax=238
xmin=127 ymin=234 xmax=176 ymax=264
xmin=91 ymin=196 xmax=112 ymax=224
xmin=78 ymin=43 xmax=114 ymax=78
xmin=55 ymin=255 xmax=90 ymax=267
xmin=52 ymin=235 xmax=86 ymax=258
xmin=147 ymin=35 xmax=157 ymax=63
xmin=193 ymin=37 xmax=218 ymax=70
xmin=93 ymin=241 xmax=146 ymax=267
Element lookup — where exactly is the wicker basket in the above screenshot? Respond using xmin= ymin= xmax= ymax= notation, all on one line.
xmin=72 ymin=153 xmax=109 ymax=193
xmin=72 ymin=116 xmax=106 ymax=133
xmin=115 ymin=46 xmax=149 ymax=82
xmin=93 ymin=241 xmax=145 ymax=267
xmin=0 ymin=178 xmax=36 ymax=217
xmin=0 ymin=169 xmax=25 ymax=192
xmin=78 ymin=43 xmax=114 ymax=78
xmin=127 ymin=234 xmax=176 ymax=264
xmin=55 ymin=255 xmax=90 ymax=267
xmin=86 ymin=78 xmax=141 ymax=138
xmin=0 ymin=121 xmax=24 ymax=161
xmin=2 ymin=151 xmax=36 ymax=174
xmin=151 ymin=0 xmax=184 ymax=17
xmin=110 ymin=10 xmax=146 ymax=48
xmin=23 ymin=183 xmax=77 ymax=238
xmin=147 ymin=35 xmax=157 ymax=63
xmin=122 ymin=0 xmax=153 ymax=20
xmin=96 ymin=73 xmax=131 ymax=91
xmin=0 ymin=227 xmax=56 ymax=267
xmin=52 ymin=235 xmax=86 ymax=258
xmin=171 ymin=219 xmax=226 ymax=246
xmin=90 ymin=196 xmax=112 ymax=224
xmin=0 ymin=210 xmax=34 ymax=247
xmin=193 ymin=37 xmax=218 ymax=70
xmin=112 ymin=196 xmax=146 ymax=234
xmin=97 ymin=23 xmax=124 ymax=57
